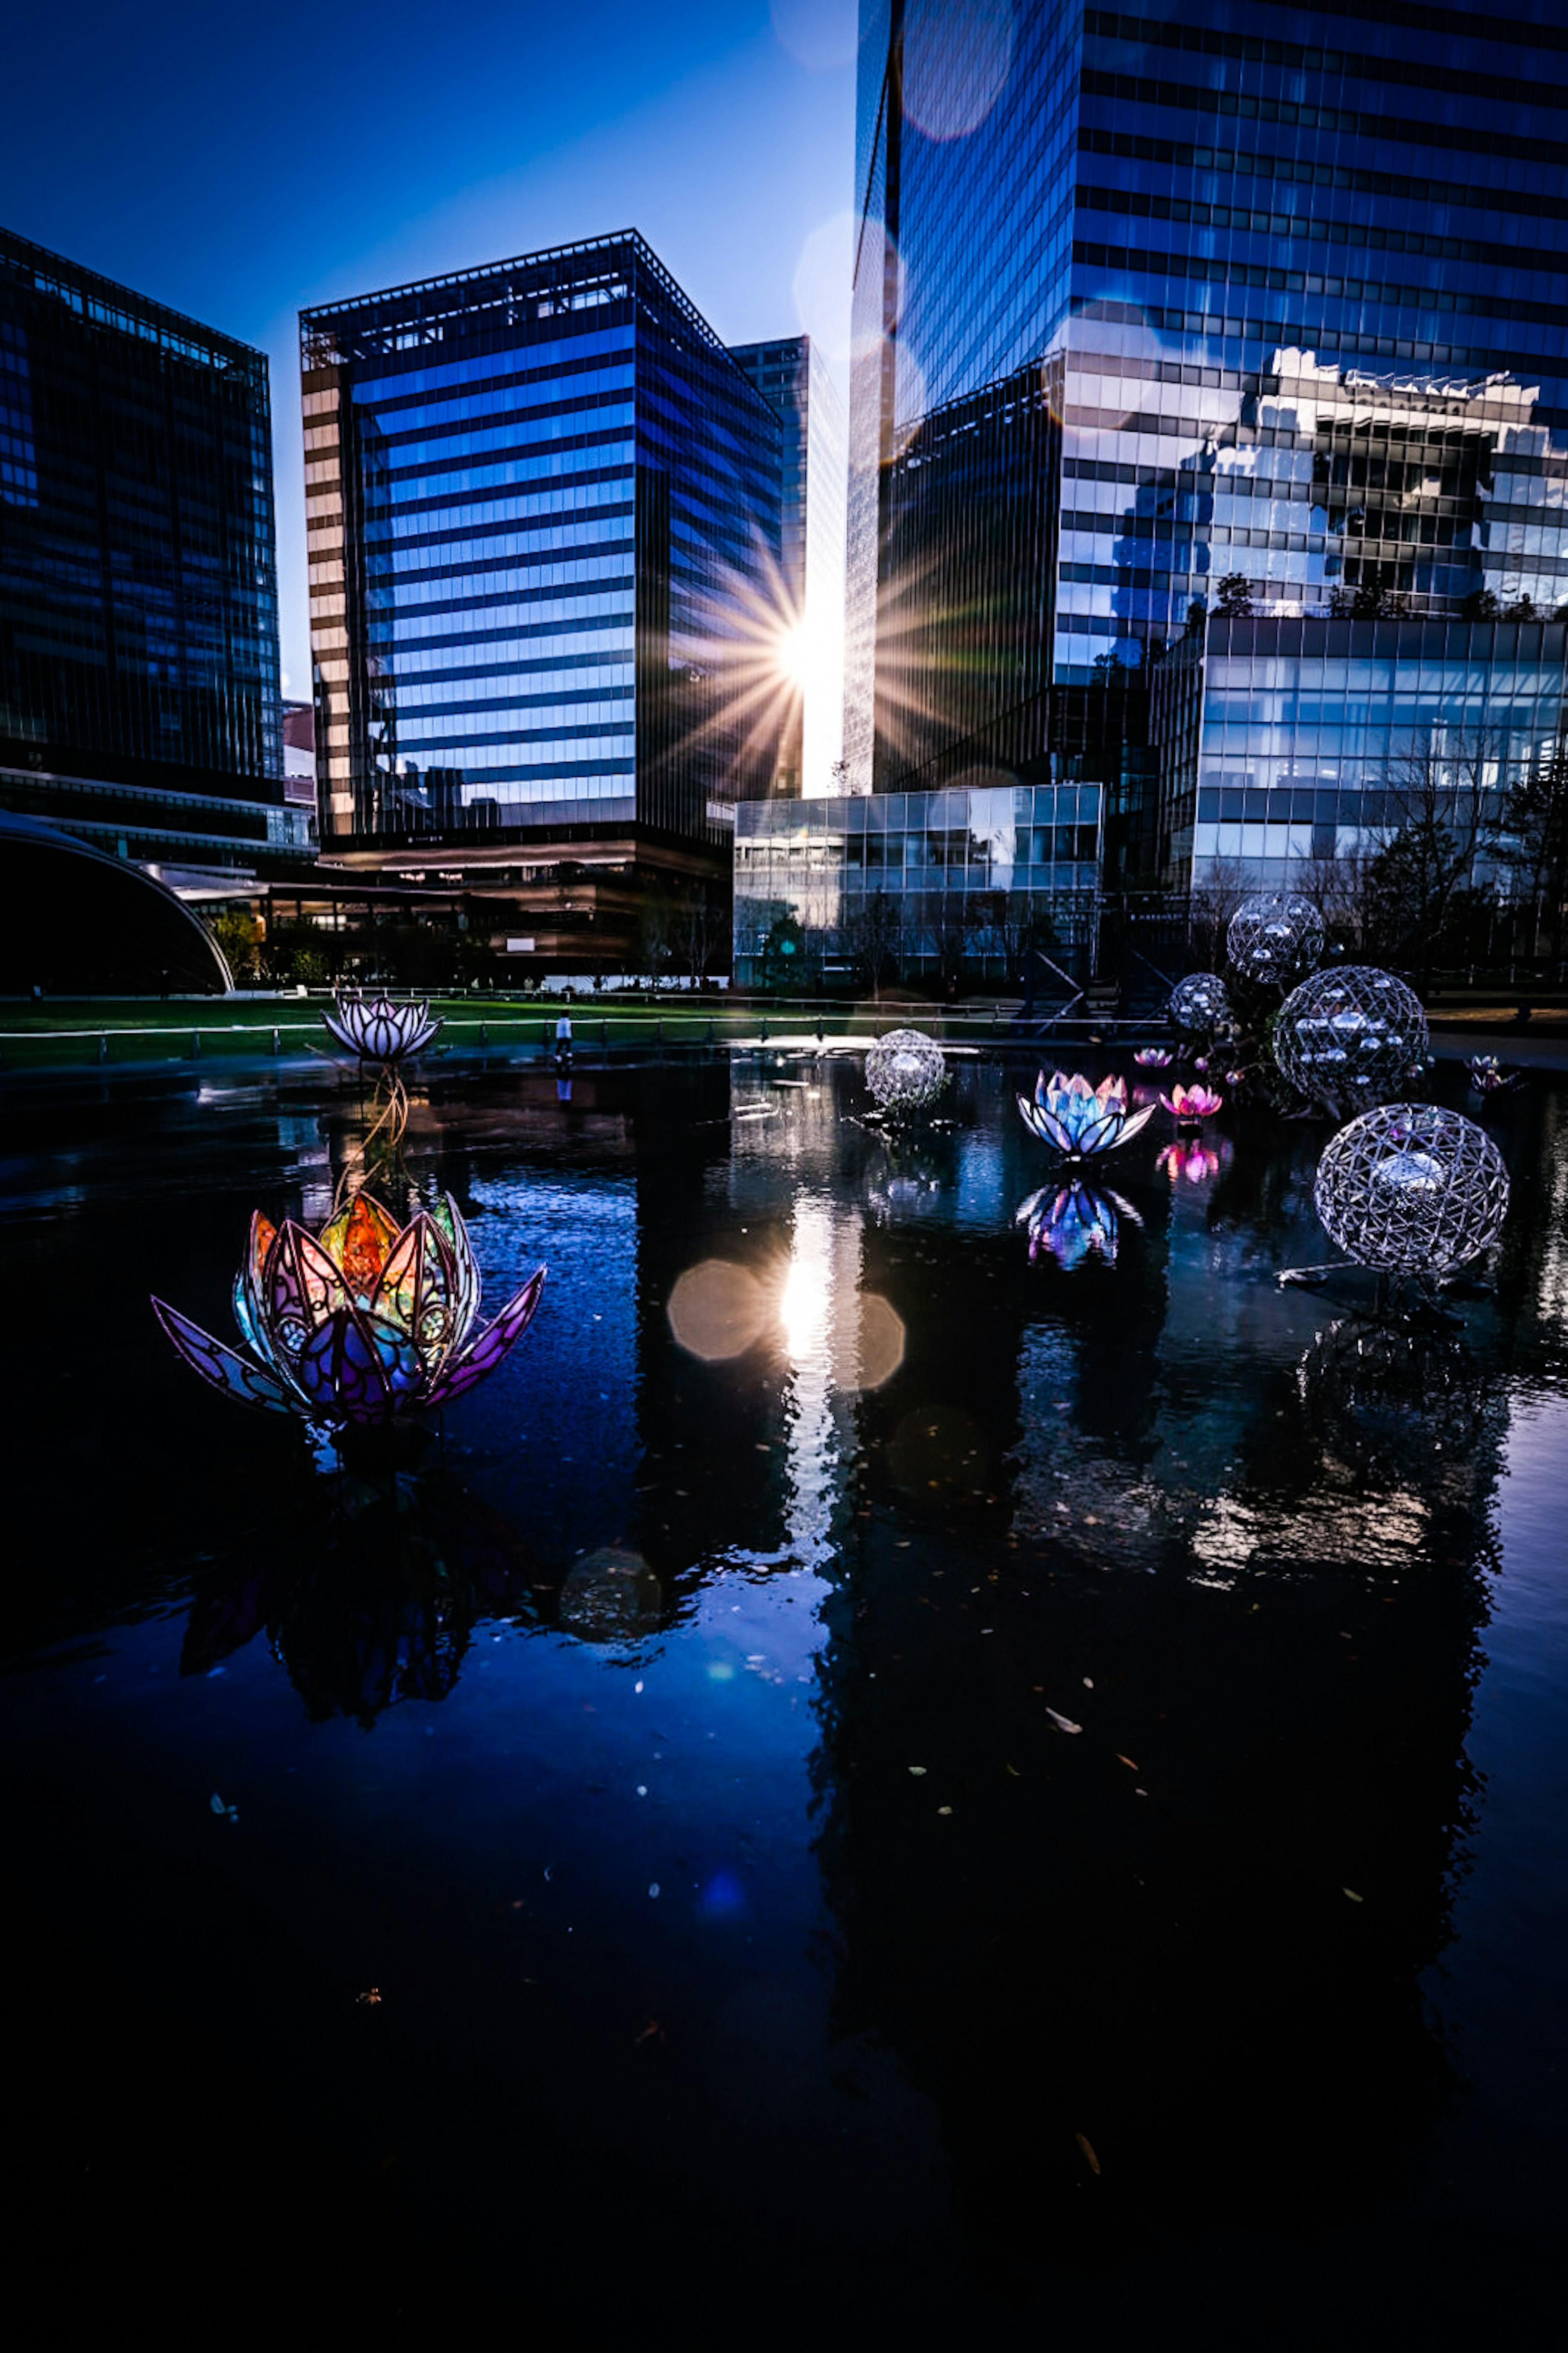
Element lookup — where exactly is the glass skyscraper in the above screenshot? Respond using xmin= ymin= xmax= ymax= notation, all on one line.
xmin=0 ymin=227 xmax=301 ymax=884
xmin=729 ymin=335 xmax=847 ymax=798
xmin=842 ymin=0 xmax=1568 ymax=909
xmin=302 ymin=234 xmax=783 ymax=888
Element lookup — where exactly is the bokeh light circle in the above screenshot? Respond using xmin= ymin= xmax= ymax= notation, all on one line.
xmin=667 ymin=1260 xmax=768 ymax=1360
xmin=902 ymin=0 xmax=1014 ymax=140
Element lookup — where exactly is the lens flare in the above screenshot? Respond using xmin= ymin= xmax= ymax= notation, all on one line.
xmin=668 ymin=1260 xmax=769 ymax=1361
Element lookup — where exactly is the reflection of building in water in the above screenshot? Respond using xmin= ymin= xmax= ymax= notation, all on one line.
xmin=814 ymin=1097 xmax=1505 ymax=2260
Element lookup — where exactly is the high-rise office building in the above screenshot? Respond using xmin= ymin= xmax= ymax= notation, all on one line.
xmin=0 ymin=226 xmax=306 ymax=891
xmin=813 ymin=0 xmax=1568 ymax=938
xmin=301 ymin=233 xmax=784 ymax=968
xmin=729 ymin=335 xmax=847 ymax=798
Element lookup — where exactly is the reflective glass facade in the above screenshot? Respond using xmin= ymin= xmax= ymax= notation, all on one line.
xmin=733 ymin=780 xmax=1101 ymax=981
xmin=0 ymin=227 xmax=286 ymax=844
xmin=302 ymin=235 xmax=782 ymax=857
xmin=847 ymin=0 xmax=1568 ymax=881
xmin=728 ymin=336 xmax=847 ymax=797
xmin=1180 ymin=613 xmax=1568 ymax=892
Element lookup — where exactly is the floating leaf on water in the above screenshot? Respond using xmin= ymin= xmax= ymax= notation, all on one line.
xmin=908 ymin=1765 xmax=927 ymax=1776
xmin=1343 ymin=1887 xmax=1363 ymax=1903
xmin=1046 ymin=1709 xmax=1082 ymax=1734
xmin=209 ymin=1793 xmax=226 ymax=1814
xmin=1075 ymin=2132 xmax=1102 ymax=2176
xmin=1116 ymin=1754 xmax=1138 ymax=1771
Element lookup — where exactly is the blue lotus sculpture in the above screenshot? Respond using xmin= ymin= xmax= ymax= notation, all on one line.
xmin=1017 ymin=1070 xmax=1155 ymax=1159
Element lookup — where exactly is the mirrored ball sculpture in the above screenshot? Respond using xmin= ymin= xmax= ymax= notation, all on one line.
xmin=1226 ymin=892 xmax=1326 ymax=990
xmin=1314 ymin=1103 xmax=1509 ymax=1276
xmin=865 ymin=1028 xmax=946 ymax=1115
xmin=1275 ymin=965 xmax=1429 ymax=1111
xmin=1168 ymin=972 xmax=1232 ymax=1038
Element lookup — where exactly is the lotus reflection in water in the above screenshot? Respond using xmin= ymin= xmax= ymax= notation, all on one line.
xmin=1159 ymin=1136 xmax=1232 ymax=1185
xmin=1017 ymin=1179 xmax=1136 ymax=1268
xmin=152 ymin=1190 xmax=546 ymax=1429
xmin=1017 ymin=1070 xmax=1154 ymax=1159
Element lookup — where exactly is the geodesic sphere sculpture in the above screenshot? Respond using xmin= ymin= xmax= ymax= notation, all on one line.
xmin=865 ymin=1028 xmax=946 ymax=1114
xmin=1314 ymin=1102 xmax=1509 ymax=1274
xmin=1226 ymin=893 xmax=1325 ymax=990
xmin=1275 ymin=965 xmax=1429 ymax=1108
xmin=1169 ymin=972 xmax=1232 ymax=1037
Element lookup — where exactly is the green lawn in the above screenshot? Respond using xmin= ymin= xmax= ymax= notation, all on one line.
xmin=0 ymin=994 xmax=965 ymax=1071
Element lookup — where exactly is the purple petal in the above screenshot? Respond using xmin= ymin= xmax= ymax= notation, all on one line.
xmin=424 ymin=1268 xmax=546 ymax=1408
xmin=152 ymin=1297 xmax=297 ymax=1416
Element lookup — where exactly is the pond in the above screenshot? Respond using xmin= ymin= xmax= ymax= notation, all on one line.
xmin=2 ymin=1048 xmax=1565 ymax=2330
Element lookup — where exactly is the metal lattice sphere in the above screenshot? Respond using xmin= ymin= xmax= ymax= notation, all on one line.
xmin=1275 ymin=965 xmax=1429 ymax=1108
xmin=1314 ymin=1102 xmax=1509 ymax=1274
xmin=865 ymin=1028 xmax=946 ymax=1114
xmin=1226 ymin=892 xmax=1326 ymax=989
xmin=1168 ymin=971 xmax=1232 ymax=1036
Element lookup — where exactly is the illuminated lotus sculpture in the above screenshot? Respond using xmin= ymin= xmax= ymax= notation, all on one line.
xmin=1468 ymin=1054 xmax=1517 ymax=1096
xmin=1314 ymin=1103 xmax=1508 ymax=1275
xmin=322 ymin=989 xmax=443 ymax=1063
xmin=1017 ymin=1070 xmax=1154 ymax=1159
xmin=152 ymin=1191 xmax=546 ymax=1428
xmin=865 ymin=1027 xmax=946 ymax=1115
xmin=1016 ymin=1179 xmax=1125 ymax=1270
xmin=1274 ymin=966 xmax=1428 ymax=1112
xmin=1226 ymin=892 xmax=1325 ymax=991
xmin=1134 ymin=1047 xmax=1173 ymax=1068
xmin=1168 ymin=972 xmax=1232 ymax=1038
xmin=1160 ymin=1081 xmax=1224 ymax=1125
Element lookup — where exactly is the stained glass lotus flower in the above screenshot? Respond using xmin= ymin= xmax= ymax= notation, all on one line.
xmin=1134 ymin=1047 xmax=1174 ymax=1068
xmin=151 ymin=1191 xmax=545 ymax=1429
xmin=1017 ymin=1070 xmax=1154 ymax=1159
xmin=1160 ymin=1081 xmax=1224 ymax=1123
xmin=322 ymin=989 xmax=443 ymax=1063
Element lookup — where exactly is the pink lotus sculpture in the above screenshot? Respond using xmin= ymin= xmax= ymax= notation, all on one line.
xmin=152 ymin=1191 xmax=545 ymax=1429
xmin=1017 ymin=1070 xmax=1154 ymax=1159
xmin=1160 ymin=1081 xmax=1224 ymax=1125
xmin=1134 ymin=1047 xmax=1173 ymax=1068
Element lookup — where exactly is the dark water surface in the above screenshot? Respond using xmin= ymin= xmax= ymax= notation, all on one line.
xmin=3 ymin=1052 xmax=1565 ymax=2332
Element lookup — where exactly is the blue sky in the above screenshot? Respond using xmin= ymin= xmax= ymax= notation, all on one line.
xmin=3 ymin=0 xmax=860 ymax=693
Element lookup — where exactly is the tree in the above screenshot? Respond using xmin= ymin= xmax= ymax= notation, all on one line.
xmin=1364 ymin=724 xmax=1508 ymax=984
xmin=1497 ymin=730 xmax=1568 ymax=973
xmin=759 ymin=909 xmax=810 ymax=994
xmin=1330 ymin=580 xmax=1406 ymax=619
xmin=1186 ymin=858 xmax=1249 ymax=969
xmin=1293 ymin=836 xmax=1374 ymax=950
xmin=674 ymin=886 xmax=728 ymax=985
xmin=209 ymin=908 xmax=262 ymax=984
xmin=973 ymin=889 xmax=1054 ymax=985
xmin=1214 ymin=573 xmax=1254 ymax=618
xmin=840 ymin=889 xmax=904 ymax=995
xmin=636 ymin=883 xmax=673 ymax=986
